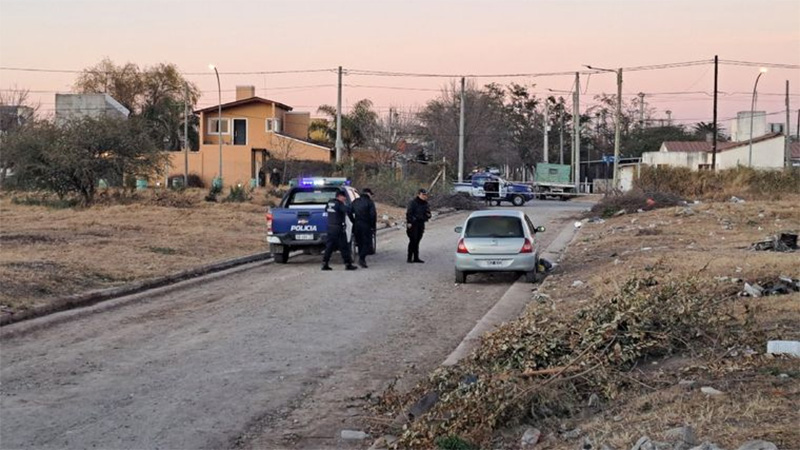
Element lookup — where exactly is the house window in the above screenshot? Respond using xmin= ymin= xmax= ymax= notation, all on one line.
xmin=208 ymin=118 xmax=230 ymax=135
xmin=266 ymin=118 xmax=281 ymax=133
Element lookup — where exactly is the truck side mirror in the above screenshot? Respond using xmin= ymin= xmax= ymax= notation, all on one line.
xmin=454 ymin=226 xmax=463 ymax=233
xmin=535 ymin=226 xmax=546 ymax=233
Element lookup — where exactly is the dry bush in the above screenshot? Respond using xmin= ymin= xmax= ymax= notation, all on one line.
xmin=374 ymin=275 xmax=743 ymax=448
xmin=636 ymin=166 xmax=800 ymax=201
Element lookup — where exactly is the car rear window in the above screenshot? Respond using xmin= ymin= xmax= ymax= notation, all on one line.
xmin=286 ymin=188 xmax=340 ymax=206
xmin=465 ymin=216 xmax=524 ymax=238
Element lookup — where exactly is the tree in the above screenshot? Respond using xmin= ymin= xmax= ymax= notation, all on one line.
xmin=273 ymin=136 xmax=296 ymax=184
xmin=310 ymin=99 xmax=379 ymax=158
xmin=3 ymin=116 xmax=166 ymax=204
xmin=372 ymin=108 xmax=419 ymax=167
xmin=73 ymin=59 xmax=201 ymax=151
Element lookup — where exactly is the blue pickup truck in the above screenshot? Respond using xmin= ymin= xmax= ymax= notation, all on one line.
xmin=266 ymin=177 xmax=365 ymax=263
xmin=453 ymin=172 xmax=535 ymax=206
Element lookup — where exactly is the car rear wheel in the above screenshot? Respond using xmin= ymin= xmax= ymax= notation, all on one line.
xmin=455 ymin=269 xmax=467 ymax=284
xmin=512 ymin=194 xmax=525 ymax=206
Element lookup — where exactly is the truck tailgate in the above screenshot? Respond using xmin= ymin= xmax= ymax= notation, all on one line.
xmin=271 ymin=207 xmax=327 ymax=236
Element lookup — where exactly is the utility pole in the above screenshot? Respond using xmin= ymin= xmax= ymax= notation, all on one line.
xmin=666 ymin=110 xmax=672 ymax=126
xmin=638 ymin=92 xmax=645 ymax=128
xmin=786 ymin=80 xmax=791 ymax=168
xmin=335 ymin=66 xmax=344 ymax=164
xmin=559 ymin=110 xmax=564 ymax=165
xmin=184 ymin=83 xmax=189 ymax=187
xmin=543 ymin=99 xmax=549 ymax=164
xmin=458 ymin=77 xmax=466 ymax=183
xmin=712 ymin=55 xmax=719 ymax=171
xmin=573 ymin=72 xmax=580 ymax=192
xmin=612 ymin=68 xmax=622 ymax=190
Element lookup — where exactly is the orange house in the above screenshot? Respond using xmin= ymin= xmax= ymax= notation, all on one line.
xmin=169 ymin=86 xmax=332 ymax=187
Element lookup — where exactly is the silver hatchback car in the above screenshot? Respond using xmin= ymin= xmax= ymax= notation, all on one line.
xmin=454 ymin=210 xmax=545 ymax=284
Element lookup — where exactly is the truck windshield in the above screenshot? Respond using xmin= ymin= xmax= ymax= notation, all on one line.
xmin=286 ymin=188 xmax=340 ymax=206
xmin=465 ymin=216 xmax=524 ymax=238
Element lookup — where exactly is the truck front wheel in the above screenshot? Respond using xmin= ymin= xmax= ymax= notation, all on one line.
xmin=512 ymin=195 xmax=525 ymax=206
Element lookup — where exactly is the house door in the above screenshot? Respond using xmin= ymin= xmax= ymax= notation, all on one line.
xmin=233 ymin=119 xmax=247 ymax=145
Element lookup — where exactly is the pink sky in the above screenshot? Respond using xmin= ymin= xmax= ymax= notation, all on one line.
xmin=1 ymin=0 xmax=799 ymax=129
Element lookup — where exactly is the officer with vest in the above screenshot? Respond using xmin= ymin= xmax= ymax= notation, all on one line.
xmin=351 ymin=188 xmax=377 ymax=268
xmin=322 ymin=190 xmax=358 ymax=271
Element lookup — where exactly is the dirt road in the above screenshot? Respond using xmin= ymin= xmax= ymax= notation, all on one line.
xmin=0 ymin=201 xmax=589 ymax=450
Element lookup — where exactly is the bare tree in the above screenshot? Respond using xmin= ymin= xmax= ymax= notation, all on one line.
xmin=273 ymin=136 xmax=297 ymax=184
xmin=372 ymin=107 xmax=419 ymax=167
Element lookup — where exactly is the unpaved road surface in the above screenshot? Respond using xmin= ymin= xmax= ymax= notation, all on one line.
xmin=0 ymin=201 xmax=589 ymax=450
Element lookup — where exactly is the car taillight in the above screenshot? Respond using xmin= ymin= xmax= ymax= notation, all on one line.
xmin=457 ymin=238 xmax=469 ymax=254
xmin=520 ymin=238 xmax=533 ymax=253
xmin=266 ymin=212 xmax=273 ymax=233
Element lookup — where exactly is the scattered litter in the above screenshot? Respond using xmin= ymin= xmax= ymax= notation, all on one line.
xmin=729 ymin=196 xmax=746 ymax=203
xmin=766 ymin=340 xmax=800 ymax=357
xmin=341 ymin=430 xmax=369 ymax=440
xmin=739 ymin=277 xmax=799 ymax=297
xmin=587 ymin=217 xmax=605 ymax=223
xmin=572 ymin=280 xmax=585 ymax=288
xmin=751 ymin=232 xmax=798 ymax=252
xmin=613 ymin=209 xmax=626 ymax=217
xmin=700 ymin=386 xmax=725 ymax=396
xmin=641 ymin=247 xmax=653 ymax=252
xmin=574 ymin=221 xmax=583 ymax=229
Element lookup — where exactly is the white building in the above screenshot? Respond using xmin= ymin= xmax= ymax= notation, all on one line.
xmin=642 ymin=111 xmax=799 ymax=171
xmin=55 ymin=93 xmax=130 ymax=125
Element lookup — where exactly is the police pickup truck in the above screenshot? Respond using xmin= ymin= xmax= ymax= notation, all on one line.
xmin=453 ymin=172 xmax=535 ymax=206
xmin=266 ymin=177 xmax=365 ymax=263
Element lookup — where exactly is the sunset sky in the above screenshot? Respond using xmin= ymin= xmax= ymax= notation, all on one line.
xmin=1 ymin=0 xmax=799 ymax=130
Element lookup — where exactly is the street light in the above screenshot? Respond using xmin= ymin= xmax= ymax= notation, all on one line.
xmin=209 ymin=64 xmax=222 ymax=186
xmin=748 ymin=67 xmax=768 ymax=167
xmin=585 ymin=65 xmax=623 ymax=190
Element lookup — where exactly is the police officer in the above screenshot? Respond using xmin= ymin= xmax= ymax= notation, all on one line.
xmin=351 ymin=188 xmax=377 ymax=268
xmin=322 ymin=190 xmax=358 ymax=271
xmin=406 ymin=188 xmax=431 ymax=263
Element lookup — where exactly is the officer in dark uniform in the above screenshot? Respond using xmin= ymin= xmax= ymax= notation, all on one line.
xmin=351 ymin=188 xmax=377 ymax=268
xmin=322 ymin=190 xmax=358 ymax=271
xmin=405 ymin=188 xmax=431 ymax=263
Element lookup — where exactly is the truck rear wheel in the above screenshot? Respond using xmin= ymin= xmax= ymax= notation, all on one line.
xmin=273 ymin=247 xmax=290 ymax=264
xmin=512 ymin=195 xmax=525 ymax=206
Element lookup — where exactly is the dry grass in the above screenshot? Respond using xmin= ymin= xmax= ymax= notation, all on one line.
xmin=370 ymin=197 xmax=799 ymax=449
xmin=0 ymin=188 xmax=405 ymax=315
xmin=506 ymin=198 xmax=800 ymax=450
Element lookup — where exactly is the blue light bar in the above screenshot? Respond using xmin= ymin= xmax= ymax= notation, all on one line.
xmin=293 ymin=177 xmax=350 ymax=188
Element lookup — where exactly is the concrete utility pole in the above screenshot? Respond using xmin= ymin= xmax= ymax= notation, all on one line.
xmin=559 ymin=110 xmax=564 ymax=165
xmin=712 ymin=55 xmax=719 ymax=171
xmin=458 ymin=77 xmax=466 ymax=183
xmin=786 ymin=80 xmax=791 ymax=168
xmin=543 ymin=99 xmax=549 ymax=164
xmin=585 ymin=65 xmax=621 ymax=189
xmin=613 ymin=68 xmax=622 ymax=190
xmin=666 ymin=110 xmax=672 ymax=126
xmin=184 ymin=83 xmax=189 ymax=187
xmin=638 ymin=92 xmax=645 ymax=128
xmin=573 ymin=72 xmax=580 ymax=192
xmin=335 ymin=66 xmax=344 ymax=164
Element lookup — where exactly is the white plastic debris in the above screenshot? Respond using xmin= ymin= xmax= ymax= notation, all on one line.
xmin=766 ymin=340 xmax=800 ymax=357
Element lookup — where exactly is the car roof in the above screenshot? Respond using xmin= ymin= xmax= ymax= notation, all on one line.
xmin=466 ymin=210 xmax=525 ymax=219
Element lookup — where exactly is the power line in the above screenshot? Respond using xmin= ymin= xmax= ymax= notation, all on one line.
xmin=0 ymin=66 xmax=336 ymax=75
xmin=718 ymin=60 xmax=800 ymax=70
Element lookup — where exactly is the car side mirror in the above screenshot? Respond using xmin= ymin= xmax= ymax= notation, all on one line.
xmin=454 ymin=226 xmax=463 ymax=233
xmin=535 ymin=226 xmax=546 ymax=233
